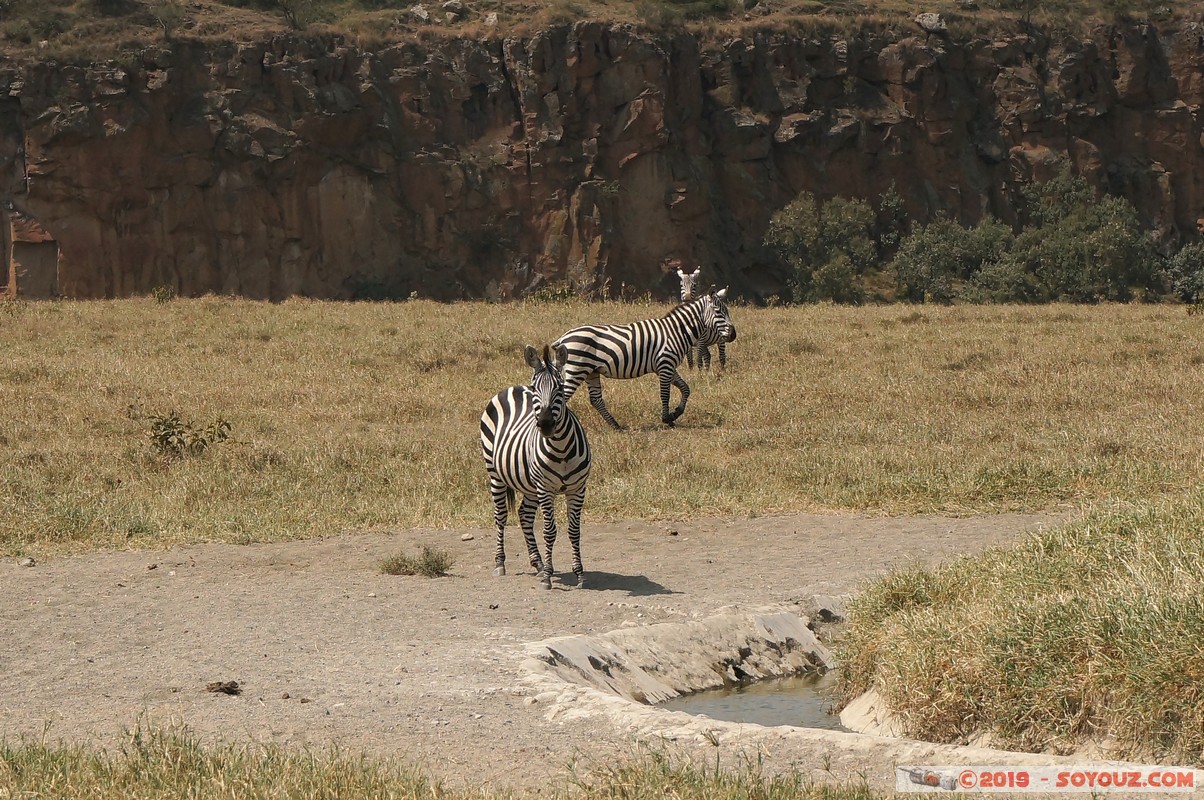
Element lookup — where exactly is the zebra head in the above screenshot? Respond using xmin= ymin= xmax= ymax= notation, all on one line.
xmin=524 ymin=343 xmax=569 ymax=437
xmin=706 ymin=288 xmax=737 ymax=343
xmin=676 ymin=267 xmax=702 ymax=302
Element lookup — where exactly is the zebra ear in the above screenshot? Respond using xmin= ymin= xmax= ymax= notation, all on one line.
xmin=553 ymin=344 xmax=569 ymax=370
xmin=676 ymin=269 xmax=686 ymax=279
xmin=691 ymin=268 xmax=701 ymax=278
xmin=715 ymin=287 xmax=728 ymax=299
xmin=524 ymin=345 xmax=542 ymax=370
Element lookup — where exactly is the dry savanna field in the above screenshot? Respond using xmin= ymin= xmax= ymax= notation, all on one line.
xmin=3 ymin=297 xmax=1204 ymax=799
xmin=2 ymin=297 xmax=1203 ymax=556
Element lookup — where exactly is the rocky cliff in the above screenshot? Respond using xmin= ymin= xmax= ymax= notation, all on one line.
xmin=1 ymin=17 xmax=1202 ymax=301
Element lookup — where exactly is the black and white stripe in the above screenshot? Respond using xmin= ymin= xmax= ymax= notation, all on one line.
xmin=676 ymin=267 xmax=702 ymax=369
xmin=553 ymin=292 xmax=736 ymax=429
xmin=694 ymin=288 xmax=730 ymax=369
xmin=677 ymin=267 xmax=729 ymax=370
xmin=479 ymin=344 xmax=592 ymax=589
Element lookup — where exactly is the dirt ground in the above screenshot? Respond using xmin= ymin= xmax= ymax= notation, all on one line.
xmin=1 ymin=512 xmax=1065 ymax=792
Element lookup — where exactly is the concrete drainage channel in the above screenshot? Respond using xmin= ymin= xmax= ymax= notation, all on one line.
xmin=518 ymin=600 xmax=1105 ymax=784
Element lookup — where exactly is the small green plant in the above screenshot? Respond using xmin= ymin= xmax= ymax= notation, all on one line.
xmin=150 ymin=0 xmax=186 ymax=37
xmin=276 ymin=0 xmax=329 ymax=29
xmin=380 ymin=545 xmax=455 ymax=577
xmin=635 ymin=0 xmax=734 ymax=25
xmin=526 ymin=281 xmax=580 ymax=303
xmin=150 ymin=284 xmax=177 ymax=303
xmin=147 ymin=411 xmax=232 ymax=459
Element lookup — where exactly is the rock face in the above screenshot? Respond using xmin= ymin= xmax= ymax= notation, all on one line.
xmin=0 ymin=19 xmax=1202 ymax=301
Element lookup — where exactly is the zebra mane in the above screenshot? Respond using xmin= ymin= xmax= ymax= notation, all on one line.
xmin=661 ymin=294 xmax=709 ymax=338
xmin=664 ymin=294 xmax=709 ymax=318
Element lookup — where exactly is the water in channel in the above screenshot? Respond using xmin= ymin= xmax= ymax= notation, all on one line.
xmin=660 ymin=670 xmax=849 ymax=731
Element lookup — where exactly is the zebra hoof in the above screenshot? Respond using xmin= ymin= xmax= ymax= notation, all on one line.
xmin=540 ymin=576 xmax=552 ymax=589
xmin=576 ymin=576 xmax=587 ymax=589
xmin=492 ymin=565 xmax=506 ymax=577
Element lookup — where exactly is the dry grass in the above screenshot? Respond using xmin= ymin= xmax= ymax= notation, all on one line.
xmin=380 ymin=544 xmax=456 ymax=575
xmin=837 ymin=490 xmax=1204 ymax=764
xmin=0 ymin=723 xmax=876 ymax=800
xmin=2 ymin=298 xmax=1204 ymax=556
xmin=0 ymin=0 xmax=1184 ymax=63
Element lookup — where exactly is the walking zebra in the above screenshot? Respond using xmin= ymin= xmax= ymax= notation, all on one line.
xmin=480 ymin=344 xmax=591 ymax=589
xmin=553 ymin=291 xmax=736 ymax=429
xmin=676 ymin=267 xmax=729 ymax=370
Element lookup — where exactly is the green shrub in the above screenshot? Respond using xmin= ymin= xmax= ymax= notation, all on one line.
xmin=764 ymin=192 xmax=876 ymax=304
xmin=892 ymin=216 xmax=1013 ymax=303
xmin=1167 ymin=242 xmax=1204 ymax=306
xmin=1021 ymin=168 xmax=1158 ymax=300
xmin=147 ymin=411 xmax=232 ymax=459
xmin=963 ymin=256 xmax=1050 ymax=303
xmin=1014 ymin=195 xmax=1156 ymax=301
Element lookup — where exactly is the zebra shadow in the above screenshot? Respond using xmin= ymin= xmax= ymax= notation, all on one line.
xmin=616 ymin=412 xmax=725 ymax=433
xmin=580 ymin=571 xmax=680 ymax=596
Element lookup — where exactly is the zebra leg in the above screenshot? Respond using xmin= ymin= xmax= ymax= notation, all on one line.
xmin=537 ymin=491 xmax=558 ymax=589
xmin=489 ymin=478 xmax=509 ymax=576
xmin=585 ymin=374 xmax=623 ymax=430
xmin=718 ymin=341 xmax=727 ymax=369
xmin=664 ymin=371 xmax=693 ymax=424
xmin=659 ymin=368 xmax=690 ymax=425
xmin=566 ymin=486 xmax=586 ymax=588
xmin=686 ymin=343 xmax=695 ymax=370
xmin=518 ymin=495 xmax=544 ymax=574
xmin=699 ymin=344 xmax=712 ymax=370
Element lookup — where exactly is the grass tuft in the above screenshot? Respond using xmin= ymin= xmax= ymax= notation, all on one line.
xmin=0 ymin=723 xmax=451 ymax=800
xmin=837 ymin=490 xmax=1204 ymax=765
xmin=380 ymin=545 xmax=455 ymax=577
xmin=576 ymin=750 xmax=877 ymax=800
xmin=0 ymin=723 xmax=879 ymax=800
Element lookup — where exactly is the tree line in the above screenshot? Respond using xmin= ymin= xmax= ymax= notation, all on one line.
xmin=764 ymin=169 xmax=1204 ymax=307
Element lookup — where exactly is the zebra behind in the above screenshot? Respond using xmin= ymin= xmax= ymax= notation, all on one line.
xmin=677 ymin=267 xmax=730 ymax=370
xmin=479 ymin=344 xmax=592 ymax=589
xmin=553 ymin=291 xmax=735 ymax=430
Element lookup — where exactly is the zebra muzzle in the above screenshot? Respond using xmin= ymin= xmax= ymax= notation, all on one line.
xmin=726 ymin=325 xmax=737 ymax=342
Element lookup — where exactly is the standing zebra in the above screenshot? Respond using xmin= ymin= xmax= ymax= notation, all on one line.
xmin=553 ymin=291 xmax=736 ymax=430
xmin=480 ymin=344 xmax=591 ymax=589
xmin=676 ymin=267 xmax=730 ymax=370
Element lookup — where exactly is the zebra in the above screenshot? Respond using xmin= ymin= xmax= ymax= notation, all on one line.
xmin=552 ymin=291 xmax=736 ymax=430
xmin=676 ymin=267 xmax=729 ymax=370
xmin=479 ymin=344 xmax=591 ymax=589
